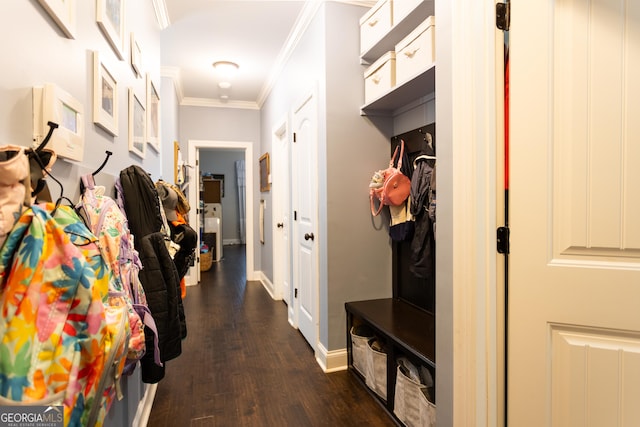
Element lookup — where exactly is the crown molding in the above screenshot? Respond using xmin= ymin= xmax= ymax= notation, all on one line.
xmin=256 ymin=0 xmax=323 ymax=107
xmin=152 ymin=0 xmax=170 ymax=29
xmin=161 ymin=66 xmax=183 ymax=101
xmin=181 ymin=97 xmax=260 ymax=110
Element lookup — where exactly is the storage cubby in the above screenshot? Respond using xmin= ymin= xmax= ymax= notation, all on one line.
xmin=345 ymin=299 xmax=436 ymax=424
xmin=349 ymin=1 xmax=438 ymax=422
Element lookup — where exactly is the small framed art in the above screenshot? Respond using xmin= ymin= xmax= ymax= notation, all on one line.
xmin=97 ymin=0 xmax=125 ymax=60
xmin=128 ymin=88 xmax=146 ymax=158
xmin=259 ymin=152 xmax=270 ymax=192
xmin=146 ymin=73 xmax=160 ymax=152
xmin=92 ymin=51 xmax=118 ymax=136
xmin=131 ymin=33 xmax=142 ymax=77
xmin=38 ymin=0 xmax=76 ymax=38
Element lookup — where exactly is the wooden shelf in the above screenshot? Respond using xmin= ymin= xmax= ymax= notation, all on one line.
xmin=360 ymin=0 xmax=435 ymax=64
xmin=360 ymin=64 xmax=435 ymax=116
xmin=345 ymin=298 xmax=435 ymax=368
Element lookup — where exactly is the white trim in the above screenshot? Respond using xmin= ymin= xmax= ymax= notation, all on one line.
xmin=316 ymin=342 xmax=348 ymax=373
xmin=257 ymin=1 xmax=323 ymax=107
xmin=181 ymin=97 xmax=259 ymax=110
xmin=259 ymin=272 xmax=279 ymax=300
xmin=152 ymin=0 xmax=170 ymax=29
xmin=134 ymin=383 xmax=157 ymax=427
xmin=187 ymin=140 xmax=256 ymax=283
xmin=436 ymin=0 xmax=500 ymax=426
xmin=160 ymin=66 xmax=183 ymax=102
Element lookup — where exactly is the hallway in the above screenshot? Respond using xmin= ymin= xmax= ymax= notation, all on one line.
xmin=148 ymin=245 xmax=395 ymax=426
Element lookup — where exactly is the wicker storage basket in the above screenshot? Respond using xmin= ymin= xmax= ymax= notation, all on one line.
xmin=350 ymin=325 xmax=374 ymax=377
xmin=365 ymin=338 xmax=387 ymax=400
xmin=394 ymin=364 xmax=436 ymax=427
xmin=200 ymin=251 xmax=212 ymax=271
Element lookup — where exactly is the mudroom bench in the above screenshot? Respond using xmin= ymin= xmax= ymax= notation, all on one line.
xmin=345 ymin=298 xmax=436 ymax=425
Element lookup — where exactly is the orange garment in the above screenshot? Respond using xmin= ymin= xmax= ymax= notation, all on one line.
xmin=180 ymin=277 xmax=186 ymax=299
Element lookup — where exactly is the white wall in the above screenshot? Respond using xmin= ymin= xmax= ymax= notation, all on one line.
xmin=0 ymin=2 xmax=164 ymax=194
xmin=260 ymin=2 xmax=394 ymax=354
xmin=178 ymin=105 xmax=261 ymax=270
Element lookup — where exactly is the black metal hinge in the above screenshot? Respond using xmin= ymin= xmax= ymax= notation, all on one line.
xmin=295 ymin=288 xmax=298 ymax=298
xmin=293 ymin=132 xmax=297 ymax=143
xmin=497 ymin=226 xmax=510 ymax=254
xmin=496 ymin=2 xmax=510 ymax=31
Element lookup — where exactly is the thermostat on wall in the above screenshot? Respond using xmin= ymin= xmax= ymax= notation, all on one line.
xmin=33 ymin=83 xmax=85 ymax=161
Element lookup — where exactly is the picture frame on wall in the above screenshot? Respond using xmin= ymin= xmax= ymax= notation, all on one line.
xmin=92 ymin=51 xmax=118 ymax=136
xmin=97 ymin=0 xmax=125 ymax=60
xmin=37 ymin=0 xmax=76 ymax=39
xmin=259 ymin=152 xmax=270 ymax=192
xmin=146 ymin=73 xmax=160 ymax=152
xmin=128 ymin=88 xmax=146 ymax=158
xmin=131 ymin=33 xmax=142 ymax=77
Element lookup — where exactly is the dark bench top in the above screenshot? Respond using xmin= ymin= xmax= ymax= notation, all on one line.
xmin=346 ymin=298 xmax=435 ymax=368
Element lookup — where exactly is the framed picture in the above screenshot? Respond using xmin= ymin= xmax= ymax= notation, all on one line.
xmin=131 ymin=33 xmax=142 ymax=77
xmin=38 ymin=0 xmax=76 ymax=38
xmin=92 ymin=51 xmax=118 ymax=136
xmin=97 ymin=0 xmax=125 ymax=60
xmin=128 ymin=88 xmax=146 ymax=158
xmin=146 ymin=73 xmax=160 ymax=152
xmin=259 ymin=152 xmax=271 ymax=192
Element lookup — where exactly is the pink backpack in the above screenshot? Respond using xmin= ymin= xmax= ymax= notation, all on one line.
xmin=78 ymin=174 xmax=161 ymax=373
xmin=369 ymin=140 xmax=411 ymax=216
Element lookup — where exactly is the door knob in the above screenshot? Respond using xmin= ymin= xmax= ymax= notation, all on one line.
xmin=277 ymin=223 xmax=284 ymax=228
xmin=304 ymin=232 xmax=314 ymax=241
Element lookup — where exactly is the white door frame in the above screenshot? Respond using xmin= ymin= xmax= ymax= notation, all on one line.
xmin=186 ymin=139 xmax=256 ymax=285
xmin=434 ymin=1 xmax=500 ymax=426
xmin=271 ymin=115 xmax=290 ymax=302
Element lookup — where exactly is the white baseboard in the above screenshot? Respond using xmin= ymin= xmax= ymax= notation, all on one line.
xmin=134 ymin=382 xmax=157 ymax=427
xmin=316 ymin=342 xmax=348 ymax=373
xmin=258 ymin=271 xmax=282 ymax=301
xmin=223 ymin=238 xmax=242 ymax=245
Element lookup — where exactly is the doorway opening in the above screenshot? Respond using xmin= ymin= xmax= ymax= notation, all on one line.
xmin=186 ymin=140 xmax=255 ymax=286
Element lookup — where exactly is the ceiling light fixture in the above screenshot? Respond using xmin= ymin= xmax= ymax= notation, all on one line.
xmin=212 ymin=61 xmax=239 ymax=74
xmin=218 ymin=81 xmax=232 ymax=89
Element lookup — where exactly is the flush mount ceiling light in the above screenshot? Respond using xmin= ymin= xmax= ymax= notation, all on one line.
xmin=212 ymin=61 xmax=239 ymax=74
xmin=218 ymin=81 xmax=232 ymax=89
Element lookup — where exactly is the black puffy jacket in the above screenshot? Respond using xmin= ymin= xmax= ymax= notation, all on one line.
xmin=137 ymin=232 xmax=185 ymax=384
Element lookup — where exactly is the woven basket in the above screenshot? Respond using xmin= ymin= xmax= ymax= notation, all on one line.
xmin=200 ymin=251 xmax=212 ymax=271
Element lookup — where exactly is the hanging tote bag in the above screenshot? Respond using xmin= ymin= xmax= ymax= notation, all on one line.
xmin=369 ymin=139 xmax=411 ymax=216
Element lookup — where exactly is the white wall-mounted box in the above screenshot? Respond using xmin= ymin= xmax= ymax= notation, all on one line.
xmin=393 ymin=0 xmax=422 ymax=26
xmin=364 ymin=51 xmax=396 ymax=104
xmin=394 ymin=16 xmax=435 ymax=86
xmin=32 ymin=83 xmax=85 ymax=162
xmin=359 ymin=0 xmax=393 ymax=55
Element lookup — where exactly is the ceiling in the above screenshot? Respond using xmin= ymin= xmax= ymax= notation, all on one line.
xmin=158 ymin=0 xmax=373 ymax=109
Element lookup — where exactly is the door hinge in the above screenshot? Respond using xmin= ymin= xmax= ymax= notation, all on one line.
xmin=293 ymin=132 xmax=297 ymax=143
xmin=196 ymin=159 xmax=199 ymax=166
xmin=295 ymin=288 xmax=298 ymax=298
xmin=294 ymin=211 xmax=297 ymax=221
xmin=497 ymin=226 xmax=510 ymax=254
xmin=496 ymin=2 xmax=510 ymax=31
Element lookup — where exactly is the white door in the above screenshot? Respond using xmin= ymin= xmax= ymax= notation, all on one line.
xmin=292 ymin=89 xmax=318 ymax=348
xmin=509 ymin=1 xmax=640 ymax=426
xmin=272 ymin=119 xmax=291 ymax=304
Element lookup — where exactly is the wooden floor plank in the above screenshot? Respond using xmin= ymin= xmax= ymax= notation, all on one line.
xmin=148 ymin=245 xmax=395 ymax=427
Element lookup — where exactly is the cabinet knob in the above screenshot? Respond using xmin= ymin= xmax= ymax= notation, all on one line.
xmin=277 ymin=222 xmax=284 ymax=228
xmin=304 ymin=232 xmax=315 ymax=241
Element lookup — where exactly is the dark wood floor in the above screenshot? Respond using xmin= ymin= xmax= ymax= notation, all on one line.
xmin=148 ymin=245 xmax=396 ymax=427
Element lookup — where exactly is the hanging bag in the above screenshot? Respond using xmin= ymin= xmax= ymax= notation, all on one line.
xmin=369 ymin=139 xmax=411 ymax=216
